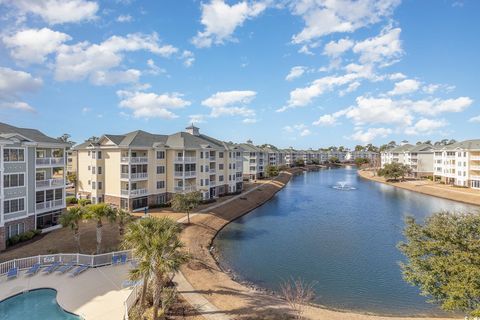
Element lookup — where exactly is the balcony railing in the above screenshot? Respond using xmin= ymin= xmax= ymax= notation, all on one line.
xmin=471 ymin=156 xmax=480 ymax=161
xmin=174 ymin=171 xmax=196 ymax=178
xmin=121 ymin=172 xmax=148 ymax=180
xmin=209 ymin=156 xmax=216 ymax=161
xmin=36 ymin=178 xmax=65 ymax=189
xmin=36 ymin=157 xmax=65 ymax=166
xmin=36 ymin=199 xmax=64 ymax=211
xmin=121 ymin=188 xmax=148 ymax=197
xmin=120 ymin=157 xmax=148 ymax=164
xmin=208 ymin=168 xmax=216 ymax=174
xmin=471 ymin=175 xmax=480 ymax=180
xmin=174 ymin=156 xmax=196 ymax=162
xmin=470 ymin=166 xmax=480 ymax=171
xmin=174 ymin=186 xmax=196 ymax=193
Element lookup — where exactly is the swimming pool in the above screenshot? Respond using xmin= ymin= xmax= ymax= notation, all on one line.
xmin=0 ymin=288 xmax=80 ymax=319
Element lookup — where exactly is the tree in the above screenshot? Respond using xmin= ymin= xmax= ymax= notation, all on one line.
xmin=265 ymin=165 xmax=279 ymax=178
xmin=280 ymin=278 xmax=316 ymax=319
xmin=354 ymin=157 xmax=370 ymax=167
xmin=66 ymin=172 xmax=77 ymax=185
xmin=310 ymin=159 xmax=319 ymax=165
xmin=84 ymin=203 xmax=116 ymax=253
xmin=328 ymin=156 xmax=340 ymax=164
xmin=171 ymin=191 xmax=202 ymax=224
xmin=398 ymin=212 xmax=480 ymax=317
xmin=377 ymin=162 xmax=409 ymax=181
xmin=116 ymin=208 xmax=132 ymax=236
xmin=354 ymin=145 xmax=364 ymax=151
xmin=365 ymin=143 xmax=378 ymax=152
xmin=294 ymin=159 xmax=305 ymax=167
xmin=59 ymin=206 xmax=84 ymax=252
xmin=123 ymin=217 xmax=190 ymax=320
xmin=57 ymin=133 xmax=75 ymax=146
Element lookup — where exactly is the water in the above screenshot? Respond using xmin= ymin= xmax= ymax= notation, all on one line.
xmin=0 ymin=289 xmax=80 ymax=319
xmin=214 ymin=167 xmax=479 ymax=316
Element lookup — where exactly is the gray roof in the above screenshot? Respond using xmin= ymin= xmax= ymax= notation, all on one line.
xmin=436 ymin=139 xmax=480 ymax=151
xmin=0 ymin=122 xmax=68 ymax=146
xmin=409 ymin=143 xmax=433 ymax=152
xmin=388 ymin=144 xmax=414 ymax=153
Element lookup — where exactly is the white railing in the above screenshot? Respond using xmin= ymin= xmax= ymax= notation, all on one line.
xmin=209 ymin=181 xmax=216 ymax=187
xmin=121 ymin=189 xmax=148 ymax=197
xmin=121 ymin=157 xmax=148 ymax=164
xmin=36 ymin=157 xmax=65 ymax=166
xmin=471 ymin=175 xmax=480 ymax=180
xmin=36 ymin=178 xmax=64 ymax=188
xmin=174 ymin=156 xmax=196 ymax=162
xmin=124 ymin=281 xmax=142 ymax=320
xmin=36 ymin=199 xmax=64 ymax=211
xmin=121 ymin=173 xmax=129 ymax=179
xmin=174 ymin=186 xmax=196 ymax=193
xmin=174 ymin=171 xmax=196 ymax=178
xmin=470 ymin=166 xmax=480 ymax=171
xmin=471 ymin=156 xmax=480 ymax=161
xmin=208 ymin=169 xmax=216 ymax=174
xmin=130 ymin=173 xmax=148 ymax=180
xmin=209 ymin=156 xmax=216 ymax=161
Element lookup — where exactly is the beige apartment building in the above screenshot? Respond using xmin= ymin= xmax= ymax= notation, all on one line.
xmin=74 ymin=125 xmax=243 ymax=211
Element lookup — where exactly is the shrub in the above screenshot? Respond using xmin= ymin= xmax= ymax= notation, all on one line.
xmin=6 ymin=229 xmax=41 ymax=246
xmin=149 ymin=202 xmax=172 ymax=209
xmin=78 ymin=198 xmax=91 ymax=206
xmin=66 ymin=196 xmax=78 ymax=205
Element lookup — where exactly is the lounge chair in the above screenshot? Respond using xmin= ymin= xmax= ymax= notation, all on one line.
xmin=56 ymin=261 xmax=75 ymax=274
xmin=112 ymin=255 xmax=120 ymax=265
xmin=43 ymin=261 xmax=61 ymax=274
xmin=6 ymin=267 xmax=18 ymax=279
xmin=70 ymin=264 xmax=89 ymax=276
xmin=120 ymin=254 xmax=127 ymax=264
xmin=25 ymin=263 xmax=41 ymax=276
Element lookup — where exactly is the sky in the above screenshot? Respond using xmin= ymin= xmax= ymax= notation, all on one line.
xmin=0 ymin=0 xmax=479 ymax=149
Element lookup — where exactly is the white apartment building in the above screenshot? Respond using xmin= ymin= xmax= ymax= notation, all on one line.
xmin=239 ymin=141 xmax=266 ymax=180
xmin=0 ymin=122 xmax=68 ymax=251
xmin=381 ymin=143 xmax=434 ymax=177
xmin=433 ymin=139 xmax=480 ymax=189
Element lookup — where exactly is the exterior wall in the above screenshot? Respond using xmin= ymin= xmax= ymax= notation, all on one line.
xmin=0 ymin=215 xmax=35 ymax=251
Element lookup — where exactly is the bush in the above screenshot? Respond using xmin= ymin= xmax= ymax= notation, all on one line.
xmin=78 ymin=198 xmax=91 ymax=206
xmin=149 ymin=202 xmax=171 ymax=209
xmin=66 ymin=196 xmax=78 ymax=205
xmin=7 ymin=229 xmax=41 ymax=246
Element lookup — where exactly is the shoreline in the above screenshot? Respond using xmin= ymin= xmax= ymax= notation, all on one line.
xmin=358 ymin=170 xmax=480 ymax=207
xmin=179 ymin=168 xmax=459 ymax=320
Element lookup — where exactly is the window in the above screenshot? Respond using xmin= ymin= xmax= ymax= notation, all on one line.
xmin=156 ymin=151 xmax=165 ymax=159
xmin=92 ymin=181 xmax=96 ymax=189
xmin=219 ymin=175 xmax=224 ymax=182
xmin=200 ymin=165 xmax=204 ymax=173
xmin=219 ymin=164 xmax=224 ymax=170
xmin=8 ymin=223 xmax=25 ymax=239
xmin=88 ymin=165 xmax=91 ymax=171
xmin=98 ymin=182 xmax=103 ymax=190
xmin=3 ymin=148 xmax=25 ymax=162
xmin=4 ymin=198 xmax=25 ymax=214
xmin=88 ymin=151 xmax=91 ymax=156
xmin=219 ymin=152 xmax=224 ymax=158
xmin=92 ymin=151 xmax=96 ymax=159
xmin=97 ymin=151 xmax=102 ymax=159
xmin=4 ymin=174 xmax=25 ymax=188
xmin=200 ymin=152 xmax=204 ymax=159
xmin=157 ymin=181 xmax=165 ymax=189
xmin=55 ymin=188 xmax=62 ymax=199
xmin=157 ymin=166 xmax=165 ymax=174
xmin=88 ymin=180 xmax=91 ymax=185
xmin=98 ymin=166 xmax=102 ymax=174
xmin=92 ymin=167 xmax=96 ymax=174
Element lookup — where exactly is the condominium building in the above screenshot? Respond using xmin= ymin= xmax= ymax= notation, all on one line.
xmin=381 ymin=143 xmax=434 ymax=177
xmin=433 ymin=139 xmax=480 ymax=189
xmin=0 ymin=122 xmax=68 ymax=250
xmin=74 ymin=125 xmax=243 ymax=211
xmin=239 ymin=141 xmax=266 ymax=180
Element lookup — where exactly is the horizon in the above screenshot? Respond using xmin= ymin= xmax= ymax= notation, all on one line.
xmin=1 ymin=0 xmax=479 ymax=149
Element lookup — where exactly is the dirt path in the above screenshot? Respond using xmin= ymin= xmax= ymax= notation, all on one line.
xmin=358 ymin=170 xmax=480 ymax=207
xmin=178 ymin=169 xmax=459 ymax=320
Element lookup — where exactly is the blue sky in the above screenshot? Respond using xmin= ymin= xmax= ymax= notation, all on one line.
xmin=0 ymin=0 xmax=479 ymax=148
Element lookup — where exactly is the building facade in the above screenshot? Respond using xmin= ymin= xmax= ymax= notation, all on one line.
xmin=0 ymin=123 xmax=68 ymax=250
xmin=380 ymin=143 xmax=434 ymax=177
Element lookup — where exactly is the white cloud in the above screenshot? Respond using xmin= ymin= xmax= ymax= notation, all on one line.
xmin=388 ymin=72 xmax=406 ymax=80
xmin=201 ymin=90 xmax=257 ymax=118
xmin=352 ymin=25 xmax=403 ymax=66
xmin=284 ymin=123 xmax=311 ymax=137
xmin=312 ymin=114 xmax=338 ymax=126
xmin=90 ymin=69 xmax=141 ymax=86
xmin=0 ymin=67 xmax=42 ymax=112
xmin=285 ymin=66 xmax=307 ymax=81
xmin=117 ymin=90 xmax=191 ymax=119
xmin=345 ymin=96 xmax=413 ymax=126
xmin=410 ymin=97 xmax=473 ymax=116
xmin=388 ymin=79 xmax=421 ymax=95
xmin=54 ymin=33 xmax=177 ymax=84
xmin=469 ymin=115 xmax=480 ymax=123
xmin=4 ymin=0 xmax=99 ymax=24
xmin=350 ymin=127 xmax=392 ymax=143
xmin=146 ymin=59 xmax=166 ymax=75
xmin=192 ymin=0 xmax=267 ymax=48
xmin=323 ymin=38 xmax=354 ymax=57
xmin=117 ymin=14 xmax=133 ymax=23
xmin=82 ymin=107 xmax=91 ymax=114
xmin=189 ymin=114 xmax=206 ymax=124
xmin=405 ymin=118 xmax=447 ymax=135
xmin=290 ymin=0 xmax=400 ymax=44
xmin=2 ymin=28 xmax=72 ymax=64
xmin=242 ymin=118 xmax=257 ymax=124
xmin=181 ymin=50 xmax=195 ymax=67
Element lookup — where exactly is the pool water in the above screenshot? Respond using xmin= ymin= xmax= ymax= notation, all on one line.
xmin=0 ymin=289 xmax=80 ymax=319
xmin=214 ymin=167 xmax=479 ymax=316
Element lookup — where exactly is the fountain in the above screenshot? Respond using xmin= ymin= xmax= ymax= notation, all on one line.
xmin=332 ymin=181 xmax=356 ymax=190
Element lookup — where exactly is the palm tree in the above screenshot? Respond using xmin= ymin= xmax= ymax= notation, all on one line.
xmin=123 ymin=217 xmax=190 ymax=319
xmin=59 ymin=206 xmax=84 ymax=252
xmin=115 ymin=209 xmax=132 ymax=236
xmin=171 ymin=191 xmax=202 ymax=224
xmin=84 ymin=203 xmax=115 ymax=253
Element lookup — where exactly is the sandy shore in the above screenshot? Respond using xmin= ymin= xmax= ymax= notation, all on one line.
xmin=358 ymin=170 xmax=480 ymax=207
xmin=179 ymin=168 xmax=459 ymax=320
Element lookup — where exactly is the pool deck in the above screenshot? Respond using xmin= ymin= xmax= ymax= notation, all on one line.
xmin=0 ymin=264 xmax=132 ymax=320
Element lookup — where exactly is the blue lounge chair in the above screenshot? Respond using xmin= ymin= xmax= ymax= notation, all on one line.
xmin=6 ymin=267 xmax=18 ymax=279
xmin=43 ymin=261 xmax=61 ymax=274
xmin=25 ymin=263 xmax=41 ymax=276
xmin=112 ymin=255 xmax=120 ymax=265
xmin=56 ymin=261 xmax=75 ymax=274
xmin=70 ymin=264 xmax=88 ymax=276
xmin=120 ymin=254 xmax=127 ymax=264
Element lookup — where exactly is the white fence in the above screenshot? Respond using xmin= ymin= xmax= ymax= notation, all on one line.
xmin=124 ymin=281 xmax=142 ymax=320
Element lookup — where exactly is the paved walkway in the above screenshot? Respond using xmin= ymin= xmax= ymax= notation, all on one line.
xmin=0 ymin=264 xmax=132 ymax=320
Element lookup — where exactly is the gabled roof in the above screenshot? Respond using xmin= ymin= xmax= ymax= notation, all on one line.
xmin=0 ymin=122 xmax=68 ymax=146
xmin=409 ymin=143 xmax=433 ymax=152
xmin=436 ymin=139 xmax=480 ymax=151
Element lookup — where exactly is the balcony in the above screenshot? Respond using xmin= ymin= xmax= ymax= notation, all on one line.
xmin=471 ymin=175 xmax=480 ymax=180
xmin=174 ymin=171 xmax=196 ymax=178
xmin=121 ymin=172 xmax=148 ymax=180
xmin=471 ymin=156 xmax=480 ymax=161
xmin=209 ymin=156 xmax=216 ymax=161
xmin=36 ymin=178 xmax=65 ymax=189
xmin=36 ymin=157 xmax=65 ymax=167
xmin=174 ymin=185 xmax=196 ymax=193
xmin=208 ymin=168 xmax=216 ymax=174
xmin=121 ymin=188 xmax=148 ymax=197
xmin=121 ymin=157 xmax=148 ymax=164
xmin=174 ymin=156 xmax=196 ymax=163
xmin=471 ymin=166 xmax=480 ymax=171
xmin=36 ymin=199 xmax=64 ymax=213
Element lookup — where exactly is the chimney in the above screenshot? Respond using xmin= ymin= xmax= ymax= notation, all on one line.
xmin=186 ymin=124 xmax=200 ymax=136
